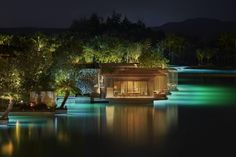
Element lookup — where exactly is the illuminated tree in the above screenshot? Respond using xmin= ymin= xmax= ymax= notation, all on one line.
xmin=54 ymin=68 xmax=80 ymax=109
xmin=51 ymin=36 xmax=82 ymax=109
xmin=0 ymin=56 xmax=21 ymax=117
xmin=124 ymin=42 xmax=142 ymax=63
xmin=139 ymin=41 xmax=169 ymax=68
xmin=196 ymin=48 xmax=216 ymax=65
xmin=13 ymin=33 xmax=59 ymax=102
xmin=0 ymin=34 xmax=12 ymax=45
xmin=0 ymin=36 xmax=21 ymax=115
xmin=82 ymin=36 xmax=124 ymax=63
xmin=164 ymin=34 xmax=186 ymax=64
xmin=196 ymin=49 xmax=206 ymax=65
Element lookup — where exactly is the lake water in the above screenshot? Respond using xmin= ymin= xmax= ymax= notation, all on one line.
xmin=1 ymin=69 xmax=236 ymax=157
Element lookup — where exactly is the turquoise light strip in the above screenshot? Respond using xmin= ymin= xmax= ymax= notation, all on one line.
xmin=154 ymin=84 xmax=236 ymax=107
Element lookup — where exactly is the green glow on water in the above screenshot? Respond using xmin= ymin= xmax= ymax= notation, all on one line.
xmin=61 ymin=103 xmax=106 ymax=116
xmin=58 ymin=84 xmax=235 ymax=108
xmin=57 ymin=83 xmax=235 ymax=108
xmin=178 ymin=85 xmax=228 ymax=92
xmin=6 ymin=116 xmax=49 ymax=127
xmin=173 ymin=66 xmax=236 ymax=74
xmin=154 ymin=84 xmax=236 ymax=107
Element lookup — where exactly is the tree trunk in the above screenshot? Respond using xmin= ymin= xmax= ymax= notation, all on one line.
xmin=36 ymin=91 xmax=41 ymax=104
xmin=59 ymin=91 xmax=70 ymax=109
xmin=1 ymin=98 xmax=13 ymax=119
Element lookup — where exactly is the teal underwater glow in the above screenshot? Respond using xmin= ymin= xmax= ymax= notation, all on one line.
xmin=154 ymin=84 xmax=236 ymax=107
xmin=7 ymin=116 xmax=49 ymax=127
xmin=173 ymin=66 xmax=236 ymax=74
xmin=56 ymin=102 xmax=106 ymax=117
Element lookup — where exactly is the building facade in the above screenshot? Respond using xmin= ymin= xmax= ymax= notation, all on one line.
xmin=92 ymin=63 xmax=178 ymax=104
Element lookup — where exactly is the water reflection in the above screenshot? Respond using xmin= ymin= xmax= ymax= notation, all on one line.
xmin=0 ymin=116 xmax=55 ymax=156
xmin=0 ymin=127 xmax=14 ymax=156
xmin=1 ymin=141 xmax=13 ymax=156
xmin=0 ymin=104 xmax=178 ymax=156
xmin=105 ymin=105 xmax=178 ymax=145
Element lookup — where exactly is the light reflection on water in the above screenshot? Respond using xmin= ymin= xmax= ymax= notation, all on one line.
xmin=0 ymin=104 xmax=178 ymax=156
xmin=104 ymin=105 xmax=178 ymax=145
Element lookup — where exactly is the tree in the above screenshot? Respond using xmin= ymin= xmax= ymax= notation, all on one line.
xmin=217 ymin=33 xmax=236 ymax=66
xmin=196 ymin=49 xmax=205 ymax=65
xmin=70 ymin=13 xmax=103 ymax=37
xmin=0 ymin=36 xmax=21 ymax=116
xmin=139 ymin=41 xmax=169 ymax=68
xmin=106 ymin=11 xmax=122 ymax=30
xmin=13 ymin=33 xmax=59 ymax=102
xmin=124 ymin=42 xmax=142 ymax=63
xmin=0 ymin=34 xmax=12 ymax=45
xmin=52 ymin=36 xmax=82 ymax=109
xmin=205 ymin=48 xmax=215 ymax=64
xmin=164 ymin=34 xmax=186 ymax=64
xmin=0 ymin=56 xmax=21 ymax=117
xmin=82 ymin=36 xmax=124 ymax=63
xmin=54 ymin=69 xmax=80 ymax=109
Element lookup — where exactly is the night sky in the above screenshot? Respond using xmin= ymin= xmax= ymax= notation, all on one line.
xmin=1 ymin=0 xmax=235 ymax=28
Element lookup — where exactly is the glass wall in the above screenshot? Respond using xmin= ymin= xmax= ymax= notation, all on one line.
xmin=113 ymin=81 xmax=148 ymax=96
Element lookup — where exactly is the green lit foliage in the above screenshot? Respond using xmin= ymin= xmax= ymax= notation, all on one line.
xmin=82 ymin=35 xmax=146 ymax=64
xmin=0 ymin=34 xmax=13 ymax=45
xmin=196 ymin=48 xmax=216 ymax=65
xmin=196 ymin=49 xmax=205 ymax=65
xmin=12 ymin=33 xmax=60 ymax=100
xmin=0 ymin=35 xmax=21 ymax=102
xmin=124 ymin=42 xmax=142 ymax=63
xmin=54 ymin=68 xmax=80 ymax=96
xmin=54 ymin=64 xmax=80 ymax=109
xmin=82 ymin=35 xmax=169 ymax=67
xmin=53 ymin=34 xmax=83 ymax=65
xmin=51 ymin=36 xmax=82 ymax=108
xmin=0 ymin=57 xmax=21 ymax=100
xmin=217 ymin=33 xmax=236 ymax=66
xmin=82 ymin=36 xmax=124 ymax=63
xmin=139 ymin=41 xmax=169 ymax=68
xmin=163 ymin=34 xmax=186 ymax=64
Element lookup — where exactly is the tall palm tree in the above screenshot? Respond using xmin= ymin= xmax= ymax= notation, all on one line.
xmin=55 ymin=79 xmax=80 ymax=109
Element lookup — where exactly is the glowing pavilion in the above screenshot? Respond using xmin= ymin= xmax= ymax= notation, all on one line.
xmin=92 ymin=63 xmax=178 ymax=104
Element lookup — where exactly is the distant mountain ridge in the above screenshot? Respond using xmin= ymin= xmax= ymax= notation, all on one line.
xmin=152 ymin=18 xmax=236 ymax=38
xmin=1 ymin=18 xmax=236 ymax=38
xmin=0 ymin=27 xmax=68 ymax=34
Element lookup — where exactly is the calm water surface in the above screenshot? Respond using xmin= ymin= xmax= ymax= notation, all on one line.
xmin=1 ymin=70 xmax=236 ymax=157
